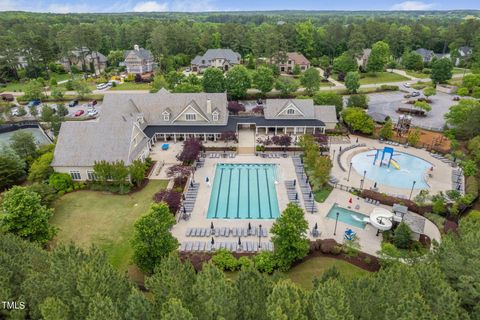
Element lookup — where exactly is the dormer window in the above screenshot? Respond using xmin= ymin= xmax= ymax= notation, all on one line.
xmin=136 ymin=115 xmax=144 ymax=124
xmin=212 ymin=110 xmax=219 ymax=122
xmin=287 ymin=108 xmax=295 ymax=115
xmin=162 ymin=110 xmax=170 ymax=121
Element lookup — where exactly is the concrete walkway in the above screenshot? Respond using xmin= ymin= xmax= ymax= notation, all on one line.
xmin=237 ymin=128 xmax=255 ymax=154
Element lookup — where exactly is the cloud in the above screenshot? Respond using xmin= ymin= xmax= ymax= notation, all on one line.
xmin=0 ymin=0 xmax=20 ymax=11
xmin=133 ymin=1 xmax=169 ymax=12
xmin=170 ymin=0 xmax=216 ymax=12
xmin=391 ymin=1 xmax=435 ymax=10
xmin=46 ymin=3 xmax=91 ymax=13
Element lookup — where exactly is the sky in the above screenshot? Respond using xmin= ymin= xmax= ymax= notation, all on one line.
xmin=0 ymin=0 xmax=478 ymax=13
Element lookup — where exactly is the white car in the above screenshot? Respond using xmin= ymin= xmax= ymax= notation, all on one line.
xmin=404 ymin=82 xmax=411 ymax=88
xmin=96 ymin=83 xmax=108 ymax=90
xmin=87 ymin=109 xmax=98 ymax=116
xmin=11 ymin=108 xmax=19 ymax=116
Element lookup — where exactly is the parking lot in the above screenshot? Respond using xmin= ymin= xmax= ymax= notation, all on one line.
xmin=7 ymin=100 xmax=102 ymax=121
xmin=366 ymin=89 xmax=456 ymax=131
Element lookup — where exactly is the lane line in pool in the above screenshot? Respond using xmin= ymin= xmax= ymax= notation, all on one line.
xmin=256 ymin=168 xmax=261 ymax=219
xmin=225 ymin=168 xmax=233 ymax=219
xmin=247 ymin=168 xmax=251 ymax=219
xmin=213 ymin=167 xmax=224 ymax=218
xmin=236 ymin=168 xmax=241 ymax=219
xmin=264 ymin=168 xmax=273 ymax=219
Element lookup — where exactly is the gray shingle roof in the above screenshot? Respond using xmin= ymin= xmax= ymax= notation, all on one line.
xmin=191 ymin=49 xmax=241 ymax=66
xmin=414 ymin=48 xmax=434 ymax=59
xmin=264 ymin=99 xmax=315 ymax=119
xmin=124 ymin=47 xmax=153 ymax=61
xmin=315 ymin=106 xmax=338 ymax=124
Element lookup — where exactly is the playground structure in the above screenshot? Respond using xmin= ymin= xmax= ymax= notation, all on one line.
xmin=372 ymin=147 xmax=400 ymax=170
xmin=395 ymin=114 xmax=412 ymax=136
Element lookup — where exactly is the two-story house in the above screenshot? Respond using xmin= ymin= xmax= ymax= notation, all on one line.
xmin=59 ymin=47 xmax=107 ymax=75
xmin=278 ymin=52 xmax=310 ymax=73
xmin=191 ymin=49 xmax=241 ymax=73
xmin=123 ymin=45 xmax=155 ymax=74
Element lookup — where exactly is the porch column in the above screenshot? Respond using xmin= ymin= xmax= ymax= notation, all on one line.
xmin=255 ymin=127 xmax=258 ymax=135
xmin=266 ymin=127 xmax=268 ymax=134
xmin=174 ymin=133 xmax=177 ymax=143
xmin=313 ymin=127 xmax=316 ymax=134
xmin=293 ymin=127 xmax=297 ymax=134
xmin=275 ymin=126 xmax=277 ymax=135
xmin=283 ymin=127 xmax=287 ymax=134
xmin=304 ymin=126 xmax=306 ymax=134
xmin=214 ymin=134 xmax=217 ymax=142
xmin=184 ymin=133 xmax=187 ymax=140
xmin=204 ymin=133 xmax=207 ymax=142
xmin=163 ymin=133 xmax=167 ymax=141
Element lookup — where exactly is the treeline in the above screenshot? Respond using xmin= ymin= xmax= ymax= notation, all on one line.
xmin=1 ymin=11 xmax=479 ymax=80
xmin=1 ymin=212 xmax=479 ymax=319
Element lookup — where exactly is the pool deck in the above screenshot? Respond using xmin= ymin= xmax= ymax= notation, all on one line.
xmin=161 ymin=134 xmax=442 ymax=257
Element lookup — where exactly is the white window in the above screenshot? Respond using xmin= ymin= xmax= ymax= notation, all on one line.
xmin=286 ymin=108 xmax=295 ymax=115
xmin=70 ymin=171 xmax=81 ymax=180
xmin=185 ymin=113 xmax=196 ymax=121
xmin=87 ymin=171 xmax=96 ymax=181
xmin=212 ymin=112 xmax=219 ymax=121
xmin=163 ymin=114 xmax=170 ymax=121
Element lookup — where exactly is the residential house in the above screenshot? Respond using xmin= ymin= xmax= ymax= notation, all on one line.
xmin=356 ymin=49 xmax=371 ymax=71
xmin=191 ymin=49 xmax=241 ymax=73
xmin=52 ymin=89 xmax=337 ymax=180
xmin=414 ymin=48 xmax=436 ymax=63
xmin=123 ymin=45 xmax=155 ymax=74
xmin=59 ymin=47 xmax=107 ymax=75
xmin=455 ymin=46 xmax=473 ymax=66
xmin=277 ymin=52 xmax=310 ymax=73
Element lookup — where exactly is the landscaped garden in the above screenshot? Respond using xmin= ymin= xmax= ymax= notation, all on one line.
xmin=51 ymin=179 xmax=169 ymax=271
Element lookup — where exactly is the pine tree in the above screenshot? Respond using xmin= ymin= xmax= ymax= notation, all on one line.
xmin=266 ymin=280 xmax=307 ymax=320
xmin=161 ymin=298 xmax=195 ymax=320
xmin=192 ymin=262 xmax=238 ymax=320
xmin=236 ymin=266 xmax=274 ymax=320
xmin=309 ymin=279 xmax=354 ymax=320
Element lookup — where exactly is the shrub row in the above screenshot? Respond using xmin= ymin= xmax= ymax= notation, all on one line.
xmin=361 ymin=189 xmax=431 ymax=215
xmin=465 ymin=176 xmax=479 ymax=199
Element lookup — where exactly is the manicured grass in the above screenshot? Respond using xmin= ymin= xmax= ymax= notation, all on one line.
xmin=51 ymin=180 xmax=169 ymax=271
xmin=287 ymin=257 xmax=367 ymax=289
xmin=0 ymin=81 xmax=28 ymax=92
xmin=314 ymin=186 xmax=333 ymax=203
xmin=110 ymin=82 xmax=152 ymax=90
xmin=405 ymin=71 xmax=430 ymax=79
xmin=358 ymin=72 xmax=409 ymax=85
xmin=453 ymin=68 xmax=470 ymax=75
xmin=225 ymin=256 xmax=368 ymax=290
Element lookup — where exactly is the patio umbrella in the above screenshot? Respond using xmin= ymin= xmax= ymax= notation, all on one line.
xmin=293 ymin=179 xmax=296 ymax=186
xmin=183 ymin=206 xmax=186 ymax=214
xmin=210 ymin=222 xmax=214 ymax=230
xmin=356 ymin=137 xmax=359 ymax=143
xmin=248 ymin=222 xmax=251 ymax=231
xmin=238 ymin=237 xmax=242 ymax=246
xmin=182 ymin=194 xmax=186 ymax=200
xmin=349 ymin=197 xmax=353 ymax=204
xmin=295 ymin=193 xmax=298 ymax=200
xmin=211 ymin=237 xmax=215 ymax=245
xmin=309 ymin=191 xmax=312 ymax=199
xmin=314 ymin=222 xmax=318 ymax=230
xmin=206 ymin=177 xmax=209 ymax=183
xmin=374 ymin=182 xmax=377 ymax=188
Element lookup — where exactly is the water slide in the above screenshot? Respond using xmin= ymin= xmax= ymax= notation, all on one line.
xmin=352 ymin=207 xmax=394 ymax=231
xmin=390 ymin=159 xmax=400 ymax=170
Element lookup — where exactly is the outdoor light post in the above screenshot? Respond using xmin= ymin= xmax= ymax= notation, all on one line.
xmin=347 ymin=162 xmax=353 ymax=182
xmin=258 ymin=225 xmax=262 ymax=249
xmin=409 ymin=180 xmax=416 ymax=200
xmin=360 ymin=170 xmax=366 ymax=189
xmin=334 ymin=212 xmax=339 ymax=236
xmin=332 ymin=149 xmax=336 ymax=160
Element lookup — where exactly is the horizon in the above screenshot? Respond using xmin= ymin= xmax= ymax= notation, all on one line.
xmin=0 ymin=0 xmax=479 ymax=14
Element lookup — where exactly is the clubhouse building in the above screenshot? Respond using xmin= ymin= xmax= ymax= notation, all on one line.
xmin=52 ymin=89 xmax=337 ymax=180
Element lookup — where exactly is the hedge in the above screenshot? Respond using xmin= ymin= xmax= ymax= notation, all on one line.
xmin=465 ymin=176 xmax=479 ymax=199
xmin=361 ymin=189 xmax=432 ymax=215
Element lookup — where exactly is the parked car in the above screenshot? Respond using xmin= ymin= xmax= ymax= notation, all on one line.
xmin=87 ymin=109 xmax=98 ymax=117
xmin=453 ymin=96 xmax=460 ymax=101
xmin=411 ymin=91 xmax=420 ymax=97
xmin=91 ymin=100 xmax=97 ymax=106
xmin=68 ymin=100 xmax=79 ymax=108
xmin=11 ymin=108 xmax=19 ymax=116
xmin=404 ymin=94 xmax=412 ymax=98
xmin=96 ymin=83 xmax=109 ymax=90
xmin=74 ymin=110 xmax=84 ymax=117
xmin=404 ymin=82 xmax=411 ymax=88
xmin=0 ymin=93 xmax=14 ymax=102
xmin=27 ymin=99 xmax=41 ymax=107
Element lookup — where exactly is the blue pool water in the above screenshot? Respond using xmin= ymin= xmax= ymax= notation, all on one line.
xmin=326 ymin=204 xmax=368 ymax=229
xmin=351 ymin=150 xmax=432 ymax=189
xmin=207 ymin=163 xmax=280 ymax=219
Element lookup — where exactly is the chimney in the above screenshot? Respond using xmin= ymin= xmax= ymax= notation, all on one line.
xmin=134 ymin=44 xmax=139 ymax=51
xmin=206 ymin=99 xmax=212 ymax=114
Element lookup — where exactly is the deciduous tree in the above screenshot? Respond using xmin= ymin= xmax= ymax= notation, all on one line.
xmin=300 ymin=68 xmax=321 ymax=95
xmin=252 ymin=66 xmax=275 ymax=95
xmin=345 ymin=71 xmax=360 ymax=93
xmin=225 ymin=65 xmax=251 ymax=100
xmin=202 ymin=67 xmax=225 ymax=93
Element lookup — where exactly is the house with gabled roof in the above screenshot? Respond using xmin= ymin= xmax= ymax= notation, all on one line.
xmin=123 ymin=44 xmax=155 ymax=74
xmin=52 ymin=89 xmax=337 ymax=180
xmin=277 ymin=52 xmax=310 ymax=74
xmin=59 ymin=47 xmax=107 ymax=75
xmin=191 ymin=49 xmax=241 ymax=73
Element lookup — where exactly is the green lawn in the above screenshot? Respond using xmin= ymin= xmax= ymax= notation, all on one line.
xmin=358 ymin=72 xmax=409 ymax=84
xmin=0 ymin=81 xmax=28 ymax=92
xmin=314 ymin=186 xmax=333 ymax=203
xmin=51 ymin=180 xmax=169 ymax=271
xmin=110 ymin=82 xmax=152 ymax=90
xmin=226 ymin=256 xmax=368 ymax=290
xmin=452 ymin=68 xmax=470 ymax=75
xmin=405 ymin=70 xmax=430 ymax=79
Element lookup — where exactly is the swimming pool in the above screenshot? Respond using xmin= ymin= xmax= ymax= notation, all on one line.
xmin=351 ymin=150 xmax=432 ymax=189
xmin=0 ymin=127 xmax=51 ymax=146
xmin=326 ymin=204 xmax=368 ymax=229
xmin=207 ymin=163 xmax=280 ymax=219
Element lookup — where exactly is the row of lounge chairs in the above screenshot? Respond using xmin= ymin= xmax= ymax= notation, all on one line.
xmin=259 ymin=153 xmax=285 ymax=159
xmin=292 ymin=156 xmax=318 ymax=213
xmin=180 ymin=241 xmax=274 ymax=252
xmin=195 ymin=158 xmax=205 ymax=168
xmin=185 ymin=226 xmax=268 ymax=238
xmin=364 ymin=198 xmax=381 ymax=205
xmin=208 ymin=153 xmax=236 ymax=158
xmin=383 ymin=140 xmax=405 ymax=147
xmin=431 ymin=153 xmax=456 ymax=167
xmin=182 ymin=182 xmax=199 ymax=215
xmin=452 ymin=169 xmax=463 ymax=192
xmin=285 ymin=180 xmax=300 ymax=204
